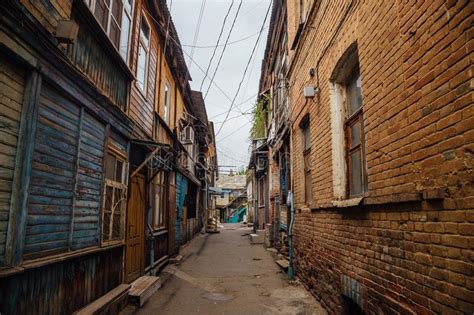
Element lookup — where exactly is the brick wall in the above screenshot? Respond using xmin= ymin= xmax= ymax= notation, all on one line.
xmin=287 ymin=0 xmax=473 ymax=313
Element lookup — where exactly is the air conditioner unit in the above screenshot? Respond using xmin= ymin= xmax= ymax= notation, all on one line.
xmin=181 ymin=125 xmax=194 ymax=143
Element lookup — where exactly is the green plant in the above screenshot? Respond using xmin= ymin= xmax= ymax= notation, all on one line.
xmin=250 ymin=94 xmax=270 ymax=139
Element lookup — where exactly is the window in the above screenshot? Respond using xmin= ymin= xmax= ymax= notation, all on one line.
xmin=329 ymin=43 xmax=367 ymax=199
xmin=345 ymin=70 xmax=367 ymax=197
xmin=137 ymin=17 xmax=150 ymax=93
xmin=89 ymin=0 xmax=133 ymax=61
xmin=153 ymin=172 xmax=167 ymax=229
xmin=299 ymin=0 xmax=306 ymax=23
xmin=164 ymin=82 xmax=170 ymax=123
xmin=302 ymin=119 xmax=312 ymax=205
xmin=258 ymin=177 xmax=265 ymax=206
xmin=102 ymin=148 xmax=127 ymax=244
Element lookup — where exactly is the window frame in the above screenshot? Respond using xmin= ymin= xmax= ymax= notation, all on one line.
xmin=301 ymin=118 xmax=312 ymax=205
xmin=343 ymin=70 xmax=367 ymax=198
xmin=136 ymin=14 xmax=151 ymax=95
xmin=87 ymin=0 xmax=134 ymax=63
xmin=299 ymin=0 xmax=306 ymax=24
xmin=101 ymin=144 xmax=128 ymax=246
xmin=164 ymin=82 xmax=171 ymax=124
xmin=152 ymin=171 xmax=167 ymax=230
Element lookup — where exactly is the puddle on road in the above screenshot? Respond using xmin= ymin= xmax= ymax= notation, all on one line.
xmin=201 ymin=292 xmax=235 ymax=301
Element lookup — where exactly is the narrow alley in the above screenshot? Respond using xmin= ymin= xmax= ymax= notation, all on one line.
xmin=124 ymin=223 xmax=326 ymax=315
xmin=0 ymin=0 xmax=472 ymax=314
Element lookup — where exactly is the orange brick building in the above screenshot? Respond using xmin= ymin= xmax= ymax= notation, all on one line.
xmin=284 ymin=0 xmax=473 ymax=313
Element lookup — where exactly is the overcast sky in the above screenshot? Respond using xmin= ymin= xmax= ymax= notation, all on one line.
xmin=169 ymin=0 xmax=271 ymax=175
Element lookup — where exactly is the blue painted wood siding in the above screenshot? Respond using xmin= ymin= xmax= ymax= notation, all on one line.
xmin=73 ymin=111 xmax=105 ymax=250
xmin=0 ymin=55 xmax=26 ymax=264
xmin=24 ymin=82 xmax=105 ymax=260
xmin=0 ymin=246 xmax=123 ymax=315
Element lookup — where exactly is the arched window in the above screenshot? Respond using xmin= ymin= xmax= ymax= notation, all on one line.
xmin=329 ymin=43 xmax=367 ymax=199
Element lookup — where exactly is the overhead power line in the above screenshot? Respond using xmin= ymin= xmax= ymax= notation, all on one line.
xmin=143 ymin=7 xmax=252 ymax=124
xmin=215 ymin=0 xmax=272 ymax=137
xmin=188 ymin=0 xmax=207 ymax=70
xmin=199 ymin=0 xmax=235 ymax=91
xmin=209 ymin=93 xmax=258 ymax=119
xmin=182 ymin=27 xmax=268 ymax=49
xmin=203 ymin=0 xmax=244 ymax=100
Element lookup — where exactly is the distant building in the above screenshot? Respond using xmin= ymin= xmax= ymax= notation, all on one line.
xmin=215 ymin=174 xmax=247 ymax=223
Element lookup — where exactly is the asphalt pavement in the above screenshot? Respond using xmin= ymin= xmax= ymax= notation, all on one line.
xmin=123 ymin=223 xmax=326 ymax=315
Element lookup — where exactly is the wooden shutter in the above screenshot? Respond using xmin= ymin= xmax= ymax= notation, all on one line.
xmin=25 ymin=83 xmax=107 ymax=259
xmin=25 ymin=83 xmax=80 ymax=259
xmin=72 ymin=111 xmax=105 ymax=250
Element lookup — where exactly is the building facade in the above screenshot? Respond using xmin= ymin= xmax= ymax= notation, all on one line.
xmin=253 ymin=0 xmax=473 ymax=314
xmin=0 ymin=0 xmax=216 ymax=313
xmin=288 ymin=0 xmax=473 ymax=314
xmin=249 ymin=0 xmax=291 ymax=253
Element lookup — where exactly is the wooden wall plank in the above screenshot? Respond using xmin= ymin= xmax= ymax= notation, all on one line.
xmin=0 ymin=55 xmax=25 ymax=264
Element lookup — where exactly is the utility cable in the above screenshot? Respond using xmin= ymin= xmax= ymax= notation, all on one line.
xmin=203 ymin=0 xmax=243 ymax=100
xmin=188 ymin=0 xmax=207 ymax=70
xmin=199 ymin=0 xmax=234 ymax=91
xmin=215 ymin=0 xmax=272 ymax=136
xmin=182 ymin=27 xmax=267 ymax=49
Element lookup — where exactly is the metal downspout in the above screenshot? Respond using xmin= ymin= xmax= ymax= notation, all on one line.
xmin=287 ymin=191 xmax=294 ymax=280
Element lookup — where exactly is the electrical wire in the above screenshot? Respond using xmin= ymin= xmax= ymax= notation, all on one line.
xmin=209 ymin=93 xmax=258 ymax=119
xmin=215 ymin=0 xmax=272 ymax=136
xmin=217 ymin=120 xmax=252 ymax=141
xmin=188 ymin=0 xmax=207 ymax=70
xmin=163 ymin=0 xmax=173 ymax=57
xmin=199 ymin=0 xmax=234 ymax=91
xmin=203 ymin=0 xmax=243 ymax=100
xmin=182 ymin=27 xmax=268 ymax=49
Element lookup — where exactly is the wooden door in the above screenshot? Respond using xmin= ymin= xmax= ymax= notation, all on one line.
xmin=125 ymin=174 xmax=146 ymax=283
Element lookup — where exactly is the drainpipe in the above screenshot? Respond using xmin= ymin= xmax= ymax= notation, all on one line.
xmin=287 ymin=191 xmax=294 ymax=280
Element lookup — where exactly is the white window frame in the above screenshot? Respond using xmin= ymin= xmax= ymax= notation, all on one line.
xmin=330 ymin=71 xmax=366 ymax=200
xmin=86 ymin=0 xmax=134 ymax=63
xmin=119 ymin=0 xmax=134 ymax=63
xmin=329 ymin=82 xmax=347 ymax=200
xmin=164 ymin=82 xmax=171 ymax=124
xmin=136 ymin=15 xmax=151 ymax=94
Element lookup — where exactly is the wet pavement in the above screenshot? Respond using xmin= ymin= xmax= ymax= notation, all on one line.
xmin=123 ymin=223 xmax=326 ymax=315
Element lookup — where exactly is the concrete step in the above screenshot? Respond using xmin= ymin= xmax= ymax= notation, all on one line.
xmin=249 ymin=233 xmax=264 ymax=244
xmin=276 ymin=259 xmax=289 ymax=270
xmin=128 ymin=276 xmax=161 ymax=307
xmin=74 ymin=284 xmax=130 ymax=315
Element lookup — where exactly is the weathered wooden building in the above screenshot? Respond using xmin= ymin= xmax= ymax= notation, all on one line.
xmin=0 ymin=0 xmax=215 ymax=313
xmin=249 ymin=0 xmax=290 ymax=252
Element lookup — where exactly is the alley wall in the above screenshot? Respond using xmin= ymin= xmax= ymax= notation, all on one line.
xmin=287 ymin=0 xmax=473 ymax=313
